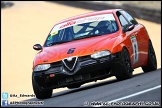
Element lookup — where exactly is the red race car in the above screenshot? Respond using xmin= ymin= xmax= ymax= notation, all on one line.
xmin=32 ymin=9 xmax=157 ymax=99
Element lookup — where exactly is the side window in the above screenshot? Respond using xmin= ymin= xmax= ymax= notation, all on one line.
xmin=120 ymin=10 xmax=138 ymax=25
xmin=117 ymin=12 xmax=129 ymax=30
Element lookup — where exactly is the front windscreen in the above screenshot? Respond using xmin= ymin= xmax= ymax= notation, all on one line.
xmin=44 ymin=14 xmax=118 ymax=47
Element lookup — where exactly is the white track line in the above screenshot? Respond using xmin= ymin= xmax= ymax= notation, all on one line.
xmin=109 ymin=85 xmax=161 ymax=103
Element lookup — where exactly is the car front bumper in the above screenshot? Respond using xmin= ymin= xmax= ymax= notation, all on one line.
xmin=33 ymin=52 xmax=123 ymax=90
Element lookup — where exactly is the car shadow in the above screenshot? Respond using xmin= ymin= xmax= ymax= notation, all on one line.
xmin=51 ymin=72 xmax=145 ymax=98
xmin=25 ymin=70 xmax=148 ymax=101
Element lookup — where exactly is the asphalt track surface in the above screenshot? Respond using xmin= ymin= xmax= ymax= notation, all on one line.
xmin=8 ymin=69 xmax=161 ymax=107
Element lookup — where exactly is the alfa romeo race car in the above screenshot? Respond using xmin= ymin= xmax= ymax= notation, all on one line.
xmin=32 ymin=9 xmax=157 ymax=99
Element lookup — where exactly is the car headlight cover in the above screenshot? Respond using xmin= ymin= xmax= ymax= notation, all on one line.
xmin=91 ymin=50 xmax=111 ymax=59
xmin=34 ymin=64 xmax=51 ymax=71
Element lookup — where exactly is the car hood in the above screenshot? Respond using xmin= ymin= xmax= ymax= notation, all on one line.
xmin=34 ymin=32 xmax=121 ymax=66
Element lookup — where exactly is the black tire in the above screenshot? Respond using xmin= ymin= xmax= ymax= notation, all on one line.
xmin=67 ymin=84 xmax=81 ymax=89
xmin=115 ymin=48 xmax=133 ymax=81
xmin=32 ymin=74 xmax=52 ymax=99
xmin=142 ymin=40 xmax=157 ymax=72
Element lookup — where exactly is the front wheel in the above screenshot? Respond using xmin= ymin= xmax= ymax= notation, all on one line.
xmin=142 ymin=40 xmax=157 ymax=72
xmin=115 ymin=48 xmax=133 ymax=81
xmin=32 ymin=74 xmax=52 ymax=99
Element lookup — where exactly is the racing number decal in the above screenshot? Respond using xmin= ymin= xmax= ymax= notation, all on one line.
xmin=130 ymin=36 xmax=138 ymax=63
xmin=67 ymin=48 xmax=76 ymax=54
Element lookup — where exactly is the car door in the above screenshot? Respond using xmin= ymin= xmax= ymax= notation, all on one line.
xmin=120 ymin=10 xmax=147 ymax=67
xmin=116 ymin=11 xmax=141 ymax=68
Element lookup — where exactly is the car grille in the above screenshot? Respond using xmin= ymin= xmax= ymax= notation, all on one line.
xmin=62 ymin=56 xmax=78 ymax=71
xmin=78 ymin=55 xmax=91 ymax=61
xmin=50 ymin=55 xmax=91 ymax=72
xmin=51 ymin=61 xmax=62 ymax=67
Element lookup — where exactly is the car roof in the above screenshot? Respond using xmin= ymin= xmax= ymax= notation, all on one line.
xmin=56 ymin=9 xmax=122 ymax=25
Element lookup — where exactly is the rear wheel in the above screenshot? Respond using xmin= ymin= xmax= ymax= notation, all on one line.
xmin=142 ymin=40 xmax=157 ymax=72
xmin=32 ymin=74 xmax=52 ymax=99
xmin=115 ymin=48 xmax=133 ymax=81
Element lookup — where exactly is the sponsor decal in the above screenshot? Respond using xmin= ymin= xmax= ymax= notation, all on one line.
xmin=47 ymin=35 xmax=52 ymax=40
xmin=51 ymin=30 xmax=58 ymax=36
xmin=50 ymin=14 xmax=115 ymax=34
xmin=60 ymin=21 xmax=76 ymax=29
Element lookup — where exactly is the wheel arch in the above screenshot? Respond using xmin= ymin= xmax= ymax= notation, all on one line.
xmin=111 ymin=42 xmax=131 ymax=57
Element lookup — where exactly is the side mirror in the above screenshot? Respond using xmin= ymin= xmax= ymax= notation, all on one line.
xmin=33 ymin=44 xmax=42 ymax=51
xmin=126 ymin=24 xmax=134 ymax=31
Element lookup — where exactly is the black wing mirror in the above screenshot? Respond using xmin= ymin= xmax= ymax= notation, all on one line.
xmin=33 ymin=44 xmax=42 ymax=51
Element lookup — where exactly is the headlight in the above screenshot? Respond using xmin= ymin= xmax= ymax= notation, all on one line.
xmin=91 ymin=50 xmax=111 ymax=59
xmin=34 ymin=64 xmax=51 ymax=71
